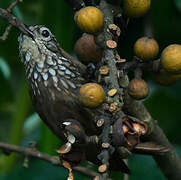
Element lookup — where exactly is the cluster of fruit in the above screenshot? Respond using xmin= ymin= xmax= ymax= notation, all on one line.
xmin=73 ymin=0 xmax=181 ymax=107
xmin=130 ymin=38 xmax=181 ymax=99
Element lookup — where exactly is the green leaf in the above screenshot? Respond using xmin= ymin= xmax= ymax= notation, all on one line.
xmin=0 ymin=57 xmax=11 ymax=80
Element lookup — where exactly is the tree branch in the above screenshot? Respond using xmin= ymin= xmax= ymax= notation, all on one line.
xmin=0 ymin=24 xmax=12 ymax=41
xmin=0 ymin=0 xmax=23 ymax=40
xmin=147 ymin=124 xmax=181 ymax=179
xmin=94 ymin=1 xmax=128 ymax=178
xmin=7 ymin=0 xmax=23 ymax=12
xmin=0 ymin=142 xmax=101 ymax=179
xmin=0 ymin=7 xmax=32 ymax=37
xmin=123 ymin=94 xmax=181 ymax=180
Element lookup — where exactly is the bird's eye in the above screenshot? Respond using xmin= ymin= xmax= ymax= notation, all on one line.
xmin=41 ymin=29 xmax=50 ymax=38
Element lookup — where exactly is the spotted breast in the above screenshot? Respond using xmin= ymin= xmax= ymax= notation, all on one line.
xmin=18 ymin=25 xmax=98 ymax=139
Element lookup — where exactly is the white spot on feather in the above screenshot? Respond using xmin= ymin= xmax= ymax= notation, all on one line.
xmin=62 ymin=122 xmax=71 ymax=126
xmin=42 ymin=73 xmax=48 ymax=81
xmin=25 ymin=52 xmax=31 ymax=62
xmin=61 ymin=57 xmax=69 ymax=61
xmin=49 ymin=68 xmax=56 ymax=76
xmin=67 ymin=80 xmax=76 ymax=89
xmin=37 ymin=62 xmax=44 ymax=69
xmin=65 ymin=69 xmax=72 ymax=75
xmin=34 ymin=72 xmax=38 ymax=80
xmin=59 ymin=65 xmax=66 ymax=71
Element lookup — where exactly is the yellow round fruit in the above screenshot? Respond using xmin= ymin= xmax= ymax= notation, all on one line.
xmin=123 ymin=0 xmax=151 ymax=18
xmin=74 ymin=34 xmax=103 ymax=64
xmin=128 ymin=78 xmax=149 ymax=100
xmin=161 ymin=44 xmax=181 ymax=74
xmin=78 ymin=83 xmax=105 ymax=108
xmin=134 ymin=37 xmax=159 ymax=61
xmin=153 ymin=69 xmax=181 ymax=86
xmin=75 ymin=6 xmax=104 ymax=34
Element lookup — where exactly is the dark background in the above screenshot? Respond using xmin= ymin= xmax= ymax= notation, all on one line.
xmin=0 ymin=0 xmax=181 ymax=179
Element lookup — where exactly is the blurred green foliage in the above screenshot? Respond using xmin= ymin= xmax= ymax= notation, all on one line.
xmin=0 ymin=0 xmax=181 ymax=179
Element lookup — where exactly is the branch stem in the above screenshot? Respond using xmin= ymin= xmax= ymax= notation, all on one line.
xmin=0 ymin=142 xmax=100 ymax=178
xmin=123 ymin=95 xmax=181 ymax=180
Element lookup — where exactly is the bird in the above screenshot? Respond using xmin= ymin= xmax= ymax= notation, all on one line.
xmin=18 ymin=25 xmax=131 ymax=173
xmin=18 ymin=24 xmax=164 ymax=174
xmin=18 ymin=24 xmax=104 ymax=137
xmin=0 ymin=6 xmax=167 ymax=175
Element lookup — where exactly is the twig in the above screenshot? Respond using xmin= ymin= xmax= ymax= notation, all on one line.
xmin=0 ymin=7 xmax=32 ymax=36
xmin=7 ymin=0 xmax=23 ymax=12
xmin=97 ymin=116 xmax=112 ymax=180
xmin=0 ymin=141 xmax=101 ymax=179
xmin=99 ymin=0 xmax=121 ymax=101
xmin=144 ymin=13 xmax=153 ymax=38
xmin=0 ymin=24 xmax=12 ymax=41
xmin=118 ymin=57 xmax=160 ymax=74
xmin=0 ymin=0 xmax=23 ymax=41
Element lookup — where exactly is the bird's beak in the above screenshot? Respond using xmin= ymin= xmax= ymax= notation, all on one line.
xmin=23 ymin=24 xmax=34 ymax=39
xmin=0 ymin=8 xmax=34 ymax=38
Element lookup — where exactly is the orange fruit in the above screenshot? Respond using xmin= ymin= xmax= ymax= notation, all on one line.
xmin=134 ymin=37 xmax=159 ymax=61
xmin=74 ymin=34 xmax=102 ymax=64
xmin=161 ymin=44 xmax=181 ymax=74
xmin=123 ymin=0 xmax=151 ymax=18
xmin=78 ymin=83 xmax=105 ymax=108
xmin=75 ymin=6 xmax=104 ymax=34
xmin=128 ymin=78 xmax=149 ymax=100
